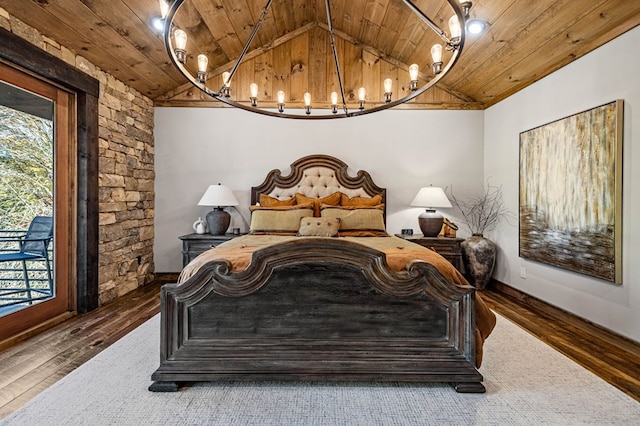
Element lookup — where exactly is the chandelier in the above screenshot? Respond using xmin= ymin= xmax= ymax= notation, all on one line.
xmin=160 ymin=0 xmax=471 ymax=119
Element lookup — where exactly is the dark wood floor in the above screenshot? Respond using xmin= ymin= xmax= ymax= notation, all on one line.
xmin=0 ymin=279 xmax=638 ymax=419
xmin=0 ymin=281 xmax=162 ymax=419
xmin=483 ymin=282 xmax=640 ymax=403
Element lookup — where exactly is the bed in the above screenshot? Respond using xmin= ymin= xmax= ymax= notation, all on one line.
xmin=150 ymin=154 xmax=496 ymax=393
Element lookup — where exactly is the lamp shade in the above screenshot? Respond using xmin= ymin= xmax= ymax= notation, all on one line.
xmin=410 ymin=186 xmax=452 ymax=208
xmin=198 ymin=184 xmax=239 ymax=235
xmin=410 ymin=186 xmax=452 ymax=237
xmin=198 ymin=184 xmax=239 ymax=207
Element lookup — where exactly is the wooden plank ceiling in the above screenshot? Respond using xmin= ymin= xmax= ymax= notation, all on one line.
xmin=1 ymin=0 xmax=638 ymax=110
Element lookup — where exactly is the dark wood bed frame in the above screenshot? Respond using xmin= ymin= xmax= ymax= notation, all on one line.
xmin=150 ymin=155 xmax=485 ymax=393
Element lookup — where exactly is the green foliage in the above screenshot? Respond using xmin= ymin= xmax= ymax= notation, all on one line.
xmin=0 ymin=105 xmax=53 ymax=231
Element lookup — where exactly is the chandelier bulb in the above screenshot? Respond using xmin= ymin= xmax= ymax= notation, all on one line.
xmin=277 ymin=90 xmax=285 ymax=113
xmin=158 ymin=0 xmax=169 ymax=19
xmin=409 ymin=64 xmax=419 ymax=91
xmin=358 ymin=87 xmax=366 ymax=101
xmin=431 ymin=44 xmax=443 ymax=63
xmin=409 ymin=64 xmax=419 ymax=81
xmin=197 ymin=54 xmax=208 ymax=83
xmin=330 ymin=91 xmax=338 ymax=114
xmin=173 ymin=29 xmax=187 ymax=51
xmin=383 ymin=78 xmax=392 ymax=94
xmin=460 ymin=1 xmax=473 ymax=19
xmin=304 ymin=92 xmax=311 ymax=115
xmin=173 ymin=28 xmax=187 ymax=63
xmin=250 ymin=83 xmax=259 ymax=98
xmin=358 ymin=87 xmax=366 ymax=110
xmin=220 ymin=71 xmax=231 ymax=97
xmin=250 ymin=83 xmax=258 ymax=106
xmin=431 ymin=45 xmax=443 ymax=75
xmin=197 ymin=54 xmax=208 ymax=73
xmin=383 ymin=78 xmax=392 ymax=102
xmin=449 ymin=15 xmax=461 ymax=40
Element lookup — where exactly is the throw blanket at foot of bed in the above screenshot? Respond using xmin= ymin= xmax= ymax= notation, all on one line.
xmin=150 ymin=237 xmax=495 ymax=394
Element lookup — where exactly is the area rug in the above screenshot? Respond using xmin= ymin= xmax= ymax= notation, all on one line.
xmin=2 ymin=314 xmax=638 ymax=425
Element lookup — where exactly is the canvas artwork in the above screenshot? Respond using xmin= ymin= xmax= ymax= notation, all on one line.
xmin=519 ymin=100 xmax=623 ymax=283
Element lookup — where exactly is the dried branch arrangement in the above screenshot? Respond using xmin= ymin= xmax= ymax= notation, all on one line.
xmin=448 ymin=181 xmax=512 ymax=236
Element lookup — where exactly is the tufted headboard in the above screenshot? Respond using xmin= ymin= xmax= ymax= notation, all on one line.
xmin=251 ymin=154 xmax=387 ymax=219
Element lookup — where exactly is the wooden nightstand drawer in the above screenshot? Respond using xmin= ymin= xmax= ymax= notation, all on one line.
xmin=179 ymin=233 xmax=244 ymax=266
xmin=395 ymin=234 xmax=465 ymax=273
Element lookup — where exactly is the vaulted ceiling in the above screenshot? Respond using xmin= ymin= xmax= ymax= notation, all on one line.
xmin=1 ymin=0 xmax=638 ymax=109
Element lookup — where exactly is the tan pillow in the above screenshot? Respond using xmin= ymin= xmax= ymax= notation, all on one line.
xmin=250 ymin=202 xmax=314 ymax=212
xmin=321 ymin=207 xmax=387 ymax=237
xmin=321 ymin=203 xmax=385 ymax=211
xmin=259 ymin=193 xmax=296 ymax=207
xmin=295 ymin=192 xmax=341 ymax=217
xmin=340 ymin=193 xmax=383 ymax=207
xmin=297 ymin=217 xmax=341 ymax=237
xmin=249 ymin=204 xmax=314 ymax=235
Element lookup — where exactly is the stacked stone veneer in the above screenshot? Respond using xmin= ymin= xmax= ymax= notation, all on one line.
xmin=97 ymin=77 xmax=155 ymax=303
xmin=1 ymin=8 xmax=155 ymax=304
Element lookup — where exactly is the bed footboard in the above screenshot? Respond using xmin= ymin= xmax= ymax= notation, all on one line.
xmin=150 ymin=238 xmax=484 ymax=393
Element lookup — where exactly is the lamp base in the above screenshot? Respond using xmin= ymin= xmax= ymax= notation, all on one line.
xmin=417 ymin=209 xmax=443 ymax=237
xmin=205 ymin=208 xmax=231 ymax=235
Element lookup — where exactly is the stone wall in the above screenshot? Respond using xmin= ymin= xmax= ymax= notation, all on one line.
xmin=0 ymin=8 xmax=155 ymax=305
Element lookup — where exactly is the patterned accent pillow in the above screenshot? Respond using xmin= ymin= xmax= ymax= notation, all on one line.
xmin=295 ymin=192 xmax=341 ymax=217
xmin=297 ymin=217 xmax=341 ymax=237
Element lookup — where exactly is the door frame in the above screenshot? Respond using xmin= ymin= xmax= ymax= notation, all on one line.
xmin=0 ymin=62 xmax=74 ymax=336
xmin=0 ymin=27 xmax=100 ymax=316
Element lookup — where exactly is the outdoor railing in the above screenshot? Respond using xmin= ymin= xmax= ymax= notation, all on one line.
xmin=0 ymin=229 xmax=54 ymax=308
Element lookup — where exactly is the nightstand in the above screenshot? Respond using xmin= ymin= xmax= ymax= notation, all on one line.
xmin=395 ymin=234 xmax=465 ymax=273
xmin=179 ymin=233 xmax=245 ymax=266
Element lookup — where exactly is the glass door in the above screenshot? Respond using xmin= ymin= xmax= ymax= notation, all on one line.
xmin=0 ymin=63 xmax=74 ymax=341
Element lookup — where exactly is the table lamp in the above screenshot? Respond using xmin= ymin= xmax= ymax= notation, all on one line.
xmin=410 ymin=186 xmax=452 ymax=237
xmin=197 ymin=183 xmax=239 ymax=235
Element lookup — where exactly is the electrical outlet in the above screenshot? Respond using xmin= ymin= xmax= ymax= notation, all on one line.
xmin=520 ymin=266 xmax=527 ymax=279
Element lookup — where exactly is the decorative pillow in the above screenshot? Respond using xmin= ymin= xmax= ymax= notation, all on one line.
xmin=259 ymin=193 xmax=296 ymax=207
xmin=250 ymin=202 xmax=313 ymax=212
xmin=340 ymin=193 xmax=383 ymax=207
xmin=249 ymin=203 xmax=314 ymax=235
xmin=320 ymin=207 xmax=387 ymax=237
xmin=321 ymin=203 xmax=385 ymax=211
xmin=295 ymin=192 xmax=341 ymax=217
xmin=297 ymin=217 xmax=341 ymax=237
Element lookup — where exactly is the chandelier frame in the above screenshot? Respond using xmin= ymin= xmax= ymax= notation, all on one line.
xmin=163 ymin=0 xmax=468 ymax=119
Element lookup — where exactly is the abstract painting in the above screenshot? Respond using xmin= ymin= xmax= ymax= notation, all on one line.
xmin=519 ymin=100 xmax=623 ymax=283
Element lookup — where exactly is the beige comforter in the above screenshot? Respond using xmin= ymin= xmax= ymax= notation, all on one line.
xmin=178 ymin=234 xmax=496 ymax=366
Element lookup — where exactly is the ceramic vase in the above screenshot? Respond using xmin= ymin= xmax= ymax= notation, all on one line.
xmin=193 ymin=217 xmax=206 ymax=234
xmin=461 ymin=234 xmax=496 ymax=290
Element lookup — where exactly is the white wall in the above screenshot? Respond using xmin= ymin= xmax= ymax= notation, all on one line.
xmin=154 ymin=25 xmax=640 ymax=342
xmin=154 ymin=108 xmax=484 ymax=272
xmin=484 ymin=26 xmax=640 ymax=342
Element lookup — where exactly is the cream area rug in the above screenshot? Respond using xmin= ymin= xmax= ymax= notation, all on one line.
xmin=2 ymin=314 xmax=638 ymax=425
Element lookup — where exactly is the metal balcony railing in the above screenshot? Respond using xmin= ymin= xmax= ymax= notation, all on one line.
xmin=0 ymin=229 xmax=54 ymax=308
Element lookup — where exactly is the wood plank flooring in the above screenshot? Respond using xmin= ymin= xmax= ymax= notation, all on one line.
xmin=0 ymin=281 xmax=162 ymax=419
xmin=0 ymin=279 xmax=638 ymax=420
xmin=483 ymin=282 xmax=640 ymax=403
